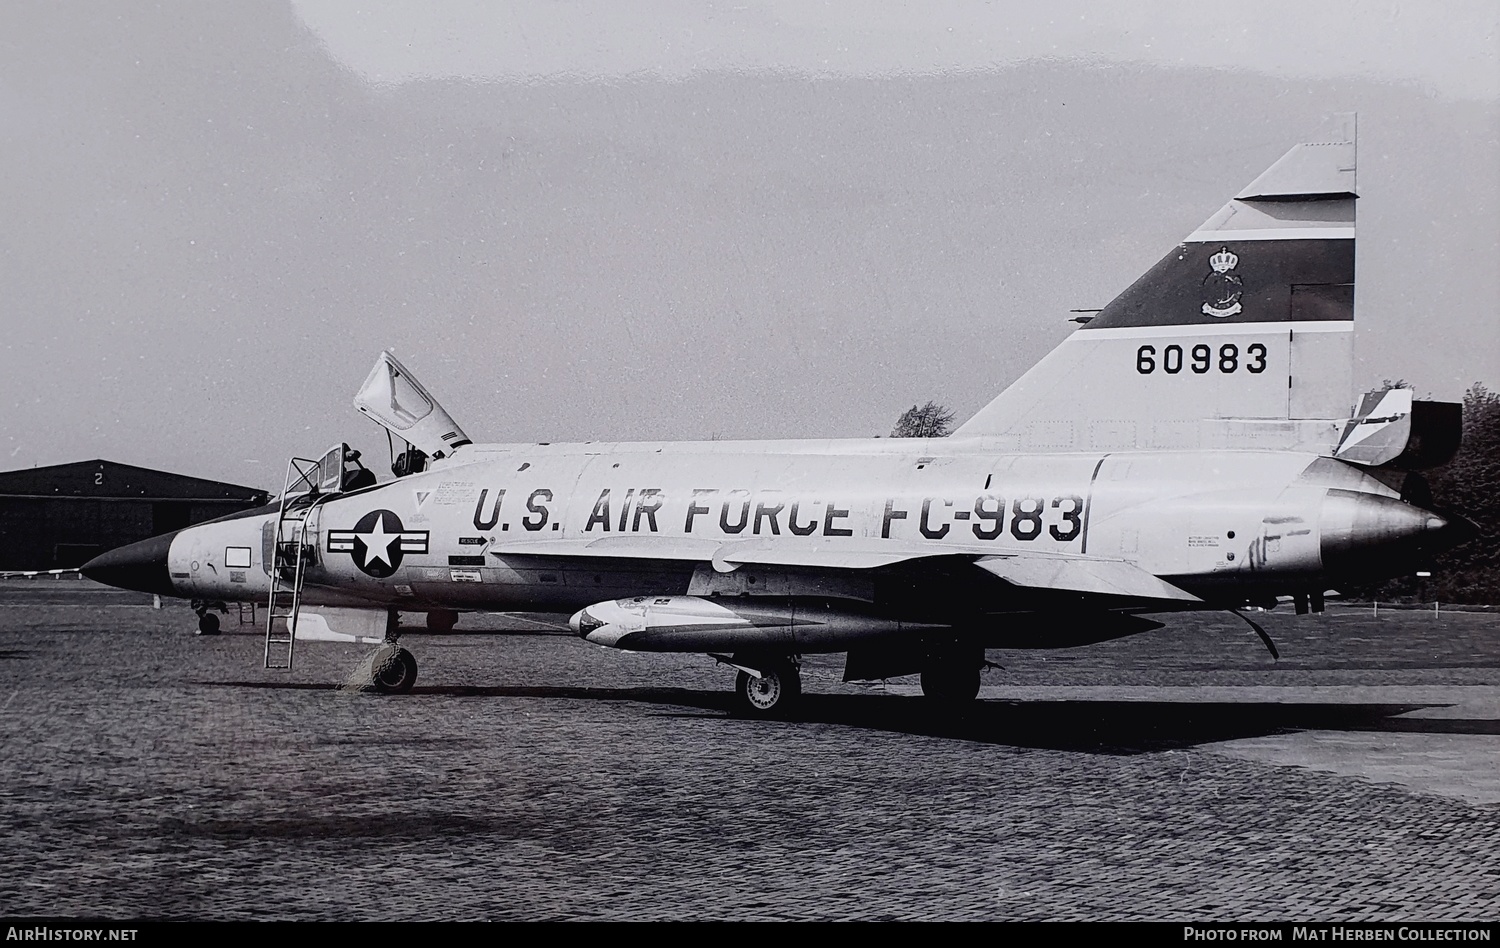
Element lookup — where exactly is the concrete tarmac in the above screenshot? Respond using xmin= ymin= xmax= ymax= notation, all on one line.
xmin=1 ymin=580 xmax=1497 ymax=920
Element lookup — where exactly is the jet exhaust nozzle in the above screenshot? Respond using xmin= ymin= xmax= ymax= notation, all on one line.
xmin=1319 ymin=489 xmax=1472 ymax=578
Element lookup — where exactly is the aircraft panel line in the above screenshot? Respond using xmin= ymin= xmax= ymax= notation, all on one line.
xmin=1185 ymin=227 xmax=1355 ymax=242
xmin=1078 ymin=454 xmax=1109 ymax=556
xmin=1083 ymin=321 xmax=1353 ymax=340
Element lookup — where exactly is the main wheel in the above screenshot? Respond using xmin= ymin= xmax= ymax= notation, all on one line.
xmin=426 ymin=610 xmax=459 ymax=633
xmin=920 ymin=662 xmax=981 ymax=704
xmin=196 ymin=613 xmax=221 ymax=636
xmin=370 ymin=645 xmax=418 ymax=695
xmin=733 ymin=659 xmax=801 ymax=718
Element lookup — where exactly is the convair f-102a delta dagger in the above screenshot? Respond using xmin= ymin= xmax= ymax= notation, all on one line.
xmin=84 ymin=120 xmax=1472 ymax=716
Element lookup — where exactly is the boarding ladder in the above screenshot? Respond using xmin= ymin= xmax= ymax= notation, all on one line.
xmin=263 ymin=449 xmax=345 ymax=669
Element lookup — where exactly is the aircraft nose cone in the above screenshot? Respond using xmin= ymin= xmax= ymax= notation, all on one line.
xmin=81 ymin=531 xmax=179 ymax=596
xmin=569 ymin=607 xmax=606 ymax=637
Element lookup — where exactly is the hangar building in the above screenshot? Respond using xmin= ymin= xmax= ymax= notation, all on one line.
xmin=0 ymin=460 xmax=270 ymax=571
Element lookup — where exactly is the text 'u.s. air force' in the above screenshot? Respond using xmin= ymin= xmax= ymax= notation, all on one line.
xmin=471 ymin=487 xmax=1088 ymax=544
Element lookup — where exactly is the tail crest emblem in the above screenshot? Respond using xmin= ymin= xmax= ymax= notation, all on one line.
xmin=1201 ymin=246 xmax=1244 ymax=318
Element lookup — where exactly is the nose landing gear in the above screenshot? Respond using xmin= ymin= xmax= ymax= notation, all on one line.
xmin=191 ymin=599 xmax=226 ymax=635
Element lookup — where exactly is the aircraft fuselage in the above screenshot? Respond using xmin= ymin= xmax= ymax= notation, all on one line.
xmin=111 ymin=438 xmax=1446 ymax=632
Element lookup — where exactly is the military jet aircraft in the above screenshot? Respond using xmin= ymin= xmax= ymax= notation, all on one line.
xmin=83 ymin=118 xmax=1471 ymax=716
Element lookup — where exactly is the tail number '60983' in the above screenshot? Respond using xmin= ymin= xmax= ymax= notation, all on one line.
xmin=1137 ymin=343 xmax=1267 ymax=375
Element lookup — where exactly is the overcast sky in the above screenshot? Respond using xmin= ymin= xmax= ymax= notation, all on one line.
xmin=293 ymin=1 xmax=1500 ymax=98
xmin=2 ymin=2 xmax=1497 ymax=488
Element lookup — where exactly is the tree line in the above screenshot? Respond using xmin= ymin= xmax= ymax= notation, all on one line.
xmin=1357 ymin=383 xmax=1500 ymax=604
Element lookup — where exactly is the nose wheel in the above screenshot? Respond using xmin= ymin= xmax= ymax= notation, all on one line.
xmin=732 ymin=657 xmax=801 ymax=718
xmin=191 ymin=599 xmax=225 ymax=635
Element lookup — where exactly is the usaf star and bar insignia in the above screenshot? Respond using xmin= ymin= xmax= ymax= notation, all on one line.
xmin=327 ymin=509 xmax=430 ymax=578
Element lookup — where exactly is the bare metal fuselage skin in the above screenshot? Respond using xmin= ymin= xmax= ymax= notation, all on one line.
xmin=153 ymin=438 xmax=1431 ymax=644
xmin=80 ymin=120 xmax=1467 ymax=685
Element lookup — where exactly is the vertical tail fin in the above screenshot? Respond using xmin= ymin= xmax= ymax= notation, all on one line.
xmin=956 ymin=116 xmax=1357 ymax=451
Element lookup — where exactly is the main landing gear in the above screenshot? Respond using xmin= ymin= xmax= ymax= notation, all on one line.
xmin=718 ymin=640 xmax=988 ymax=718
xmin=357 ymin=612 xmax=451 ymax=693
xmin=368 ymin=641 xmax=418 ymax=695
xmin=358 ymin=610 xmax=417 ymax=695
xmin=726 ymin=654 xmax=802 ymax=719
xmin=919 ymin=639 xmax=986 ymax=706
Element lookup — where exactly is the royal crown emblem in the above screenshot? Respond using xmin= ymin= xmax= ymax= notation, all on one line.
xmin=1201 ymin=245 xmax=1244 ymax=317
